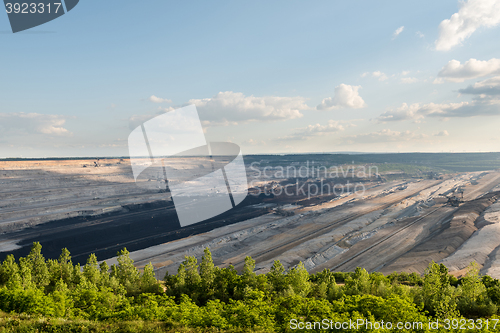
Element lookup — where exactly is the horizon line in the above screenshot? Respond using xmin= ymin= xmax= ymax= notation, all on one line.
xmin=1 ymin=151 xmax=500 ymax=161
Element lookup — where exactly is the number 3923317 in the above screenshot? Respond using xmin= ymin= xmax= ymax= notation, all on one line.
xmin=5 ymin=2 xmax=62 ymax=14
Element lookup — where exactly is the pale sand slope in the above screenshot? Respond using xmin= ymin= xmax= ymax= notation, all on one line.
xmin=104 ymin=180 xmax=415 ymax=275
xmin=268 ymin=174 xmax=477 ymax=273
xmin=0 ymin=159 xmax=170 ymax=233
xmin=104 ymin=175 xmax=476 ymax=277
xmin=439 ymin=201 xmax=500 ymax=276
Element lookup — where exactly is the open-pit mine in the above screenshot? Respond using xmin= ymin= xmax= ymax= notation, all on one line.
xmin=2 ymin=154 xmax=500 ymax=280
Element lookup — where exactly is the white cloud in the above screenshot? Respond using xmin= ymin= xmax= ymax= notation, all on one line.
xmin=377 ymin=100 xmax=500 ymax=122
xmin=317 ymin=84 xmax=366 ymax=110
xmin=435 ymin=58 xmax=500 ymax=83
xmin=362 ymin=71 xmax=388 ymax=81
xmin=372 ymin=71 xmax=388 ymax=81
xmin=435 ymin=0 xmax=500 ymax=51
xmin=189 ymin=91 xmax=309 ymax=125
xmin=128 ymin=114 xmax=156 ymax=129
xmin=459 ymin=76 xmax=500 ymax=95
xmin=341 ymin=129 xmax=426 ymax=144
xmin=277 ymin=120 xmax=350 ymax=141
xmin=244 ymin=139 xmax=267 ymax=146
xmin=401 ymin=77 xmax=419 ymax=84
xmin=393 ymin=26 xmax=405 ymax=39
xmin=376 ymin=103 xmax=424 ymax=122
xmin=299 ymin=120 xmax=346 ymax=135
xmin=158 ymin=106 xmax=176 ymax=112
xmin=434 ymin=130 xmax=450 ymax=136
xmin=401 ymin=71 xmax=411 ymax=76
xmin=0 ymin=113 xmax=72 ymax=137
xmin=416 ymin=31 xmax=425 ymax=38
xmin=149 ymin=95 xmax=172 ymax=103
xmin=131 ymin=92 xmax=310 ymax=128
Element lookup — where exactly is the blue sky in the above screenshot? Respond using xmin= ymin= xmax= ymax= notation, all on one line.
xmin=1 ymin=0 xmax=500 ymax=157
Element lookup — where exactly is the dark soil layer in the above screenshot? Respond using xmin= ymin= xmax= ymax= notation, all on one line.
xmin=0 ymin=196 xmax=268 ymax=265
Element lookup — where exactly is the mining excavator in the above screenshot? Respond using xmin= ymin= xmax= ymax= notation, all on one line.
xmin=447 ymin=189 xmax=464 ymax=207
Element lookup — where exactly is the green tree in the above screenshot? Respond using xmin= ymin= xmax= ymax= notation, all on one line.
xmin=116 ymin=248 xmax=140 ymax=294
xmin=26 ymin=242 xmax=49 ymax=288
xmin=344 ymin=267 xmax=370 ymax=295
xmin=164 ymin=262 xmax=187 ymax=299
xmin=18 ymin=257 xmax=34 ymax=289
xmin=99 ymin=261 xmax=110 ymax=286
xmin=176 ymin=263 xmax=187 ymax=290
xmin=286 ymin=262 xmax=311 ymax=297
xmin=241 ymin=256 xmax=257 ymax=289
xmin=213 ymin=265 xmax=240 ymax=303
xmin=116 ymin=248 xmax=139 ymax=281
xmin=83 ymin=253 xmax=100 ymax=286
xmin=420 ymin=261 xmax=458 ymax=318
xmin=72 ymin=263 xmax=83 ymax=286
xmin=457 ymin=262 xmax=496 ymax=316
xmin=200 ymin=248 xmax=216 ymax=291
xmin=52 ymin=278 xmax=72 ymax=317
xmin=182 ymin=256 xmax=201 ymax=301
xmin=460 ymin=262 xmax=486 ymax=300
xmin=99 ymin=260 xmax=125 ymax=295
xmin=267 ymin=260 xmax=287 ymax=294
xmin=310 ymin=269 xmax=339 ymax=300
xmin=58 ymin=248 xmax=74 ymax=285
xmin=369 ymin=272 xmax=391 ymax=297
xmin=0 ymin=254 xmax=20 ymax=287
xmin=140 ymin=262 xmax=162 ymax=294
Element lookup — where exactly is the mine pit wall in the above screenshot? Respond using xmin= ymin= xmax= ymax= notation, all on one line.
xmin=0 ymin=205 xmax=131 ymax=234
xmin=380 ymin=191 xmax=500 ymax=275
xmin=0 ymin=197 xmax=171 ymax=234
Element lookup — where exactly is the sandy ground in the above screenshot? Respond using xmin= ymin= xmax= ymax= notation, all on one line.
xmin=440 ymin=202 xmax=500 ymax=272
xmin=102 ymin=171 xmax=500 ymax=279
xmin=105 ymin=180 xmax=422 ymax=275
xmin=0 ymin=159 xmax=170 ymax=236
xmin=4 ymin=159 xmax=500 ymax=279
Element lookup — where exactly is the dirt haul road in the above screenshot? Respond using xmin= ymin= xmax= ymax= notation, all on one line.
xmin=113 ymin=178 xmax=453 ymax=277
xmin=315 ymin=171 xmax=500 ymax=275
xmin=119 ymin=171 xmax=500 ymax=279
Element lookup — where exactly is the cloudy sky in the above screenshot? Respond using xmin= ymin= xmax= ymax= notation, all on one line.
xmin=1 ymin=0 xmax=500 ymax=157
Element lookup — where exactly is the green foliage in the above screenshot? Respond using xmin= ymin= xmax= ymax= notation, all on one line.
xmin=286 ymin=262 xmax=311 ymax=297
xmin=141 ymin=263 xmax=163 ymax=294
xmin=0 ymin=254 xmax=20 ymax=288
xmin=418 ymin=261 xmax=459 ymax=318
xmin=344 ymin=267 xmax=371 ymax=295
xmin=456 ymin=262 xmax=497 ymax=317
xmin=116 ymin=248 xmax=141 ymax=295
xmin=184 ymin=256 xmax=202 ymax=293
xmin=387 ymin=271 xmax=423 ymax=286
xmin=5 ymin=244 xmax=500 ymax=332
xmin=241 ymin=256 xmax=257 ymax=289
xmin=0 ymin=312 xmax=272 ymax=333
xmin=200 ymin=248 xmax=216 ymax=288
xmin=267 ymin=260 xmax=287 ymax=294
xmin=83 ymin=253 xmax=100 ymax=285
xmin=26 ymin=242 xmax=49 ymax=289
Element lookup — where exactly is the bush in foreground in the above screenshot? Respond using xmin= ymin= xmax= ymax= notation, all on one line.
xmin=1 ymin=243 xmax=500 ymax=332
